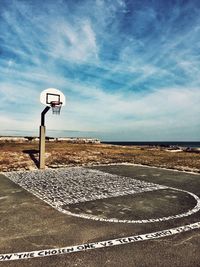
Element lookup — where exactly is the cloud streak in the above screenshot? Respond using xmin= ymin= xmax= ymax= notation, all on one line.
xmin=0 ymin=0 xmax=200 ymax=140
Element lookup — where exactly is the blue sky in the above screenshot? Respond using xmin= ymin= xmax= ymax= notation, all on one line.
xmin=0 ymin=0 xmax=200 ymax=141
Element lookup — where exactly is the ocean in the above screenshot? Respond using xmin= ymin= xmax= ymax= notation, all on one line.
xmin=102 ymin=141 xmax=200 ymax=148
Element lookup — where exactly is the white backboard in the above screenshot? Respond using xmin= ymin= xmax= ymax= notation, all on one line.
xmin=40 ymin=88 xmax=66 ymax=106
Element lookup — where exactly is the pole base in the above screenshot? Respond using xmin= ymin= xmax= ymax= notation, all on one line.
xmin=39 ymin=125 xmax=46 ymax=169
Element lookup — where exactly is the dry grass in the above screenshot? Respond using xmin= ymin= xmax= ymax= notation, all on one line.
xmin=0 ymin=141 xmax=200 ymax=172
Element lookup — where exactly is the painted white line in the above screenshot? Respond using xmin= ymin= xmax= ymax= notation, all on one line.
xmin=57 ymin=186 xmax=200 ymax=223
xmin=91 ymin=162 xmax=200 ymax=175
xmin=5 ymin=167 xmax=200 ymax=223
xmin=1 ymin=222 xmax=200 ymax=261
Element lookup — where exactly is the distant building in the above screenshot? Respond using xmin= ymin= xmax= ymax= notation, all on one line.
xmin=0 ymin=136 xmax=100 ymax=144
xmin=56 ymin=137 xmax=100 ymax=144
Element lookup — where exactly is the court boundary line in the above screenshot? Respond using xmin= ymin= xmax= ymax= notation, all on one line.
xmin=5 ymin=168 xmax=200 ymax=224
xmin=0 ymin=221 xmax=200 ymax=261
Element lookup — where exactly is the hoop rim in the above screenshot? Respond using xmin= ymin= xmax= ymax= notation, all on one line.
xmin=50 ymin=101 xmax=63 ymax=107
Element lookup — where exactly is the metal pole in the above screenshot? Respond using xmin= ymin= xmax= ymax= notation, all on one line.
xmin=39 ymin=106 xmax=50 ymax=169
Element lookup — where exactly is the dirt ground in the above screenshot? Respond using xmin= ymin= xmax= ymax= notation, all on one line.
xmin=0 ymin=141 xmax=200 ymax=173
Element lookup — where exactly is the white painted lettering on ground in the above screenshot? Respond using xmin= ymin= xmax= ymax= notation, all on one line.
xmin=0 ymin=222 xmax=200 ymax=261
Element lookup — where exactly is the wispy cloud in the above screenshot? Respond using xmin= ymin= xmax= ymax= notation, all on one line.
xmin=0 ymin=0 xmax=200 ymax=140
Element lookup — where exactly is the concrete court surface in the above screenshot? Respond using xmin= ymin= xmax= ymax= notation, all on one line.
xmin=0 ymin=164 xmax=200 ymax=266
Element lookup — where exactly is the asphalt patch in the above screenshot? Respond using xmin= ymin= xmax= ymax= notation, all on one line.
xmin=63 ymin=188 xmax=196 ymax=221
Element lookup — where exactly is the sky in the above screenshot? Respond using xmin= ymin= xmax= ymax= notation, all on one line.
xmin=0 ymin=0 xmax=200 ymax=141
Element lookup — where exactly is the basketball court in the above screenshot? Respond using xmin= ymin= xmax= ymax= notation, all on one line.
xmin=0 ymin=164 xmax=200 ymax=266
xmin=0 ymin=85 xmax=199 ymax=266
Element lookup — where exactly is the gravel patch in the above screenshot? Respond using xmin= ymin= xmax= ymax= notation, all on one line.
xmin=5 ymin=167 xmax=167 ymax=207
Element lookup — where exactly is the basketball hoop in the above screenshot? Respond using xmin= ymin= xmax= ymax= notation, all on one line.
xmin=50 ymin=101 xmax=62 ymax=115
xmin=39 ymin=88 xmax=66 ymax=169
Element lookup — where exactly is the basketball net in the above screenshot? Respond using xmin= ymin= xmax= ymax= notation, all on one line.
xmin=50 ymin=101 xmax=62 ymax=115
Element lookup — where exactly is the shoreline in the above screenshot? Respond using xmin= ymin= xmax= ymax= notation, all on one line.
xmin=1 ymin=136 xmax=200 ymax=149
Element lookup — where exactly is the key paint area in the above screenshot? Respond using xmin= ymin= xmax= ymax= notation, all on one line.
xmin=5 ymin=167 xmax=200 ymax=223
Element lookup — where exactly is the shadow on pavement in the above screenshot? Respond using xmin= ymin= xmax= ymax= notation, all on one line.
xmin=23 ymin=149 xmax=39 ymax=168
